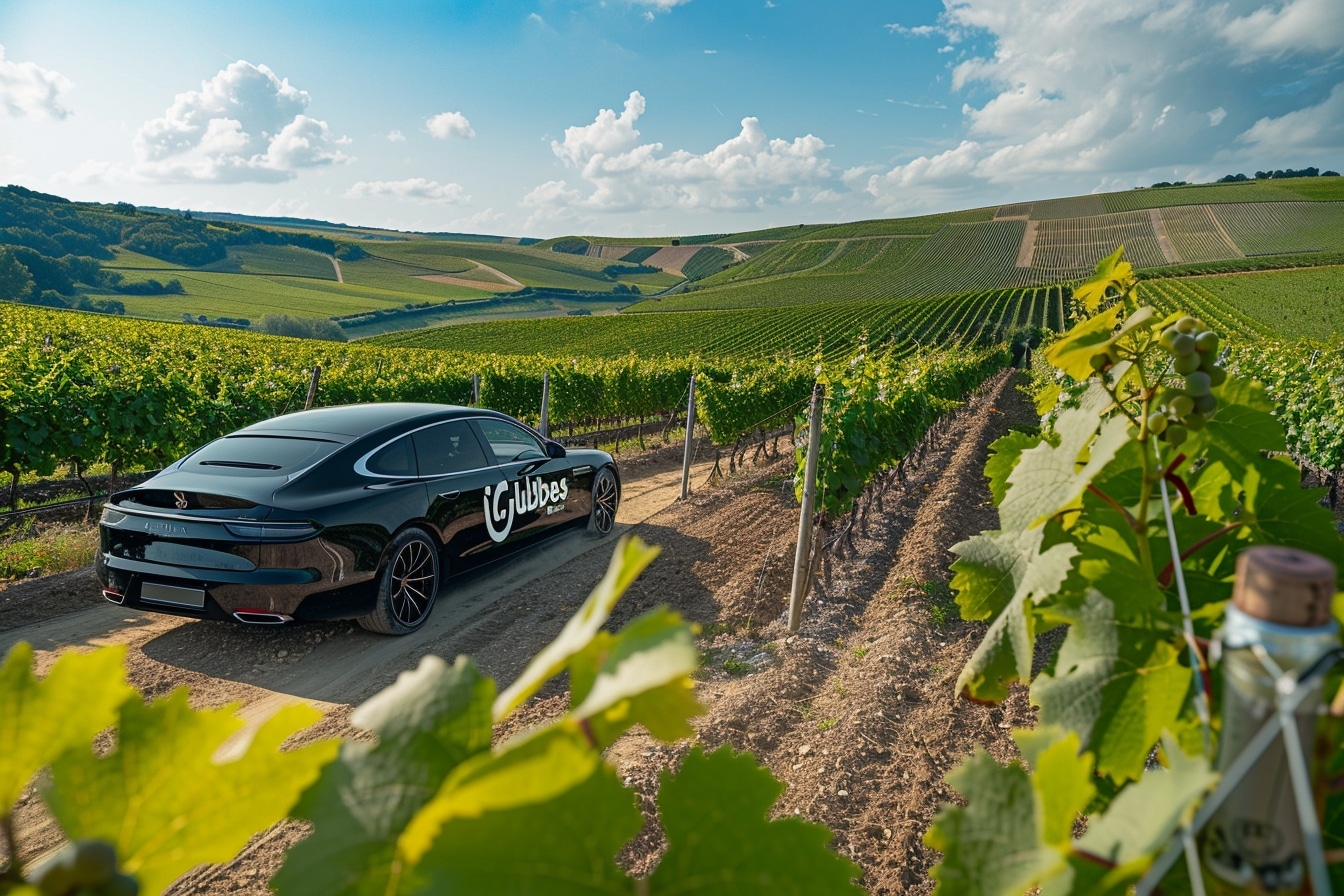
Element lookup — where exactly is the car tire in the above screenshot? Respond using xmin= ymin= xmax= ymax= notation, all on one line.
xmin=359 ymin=528 xmax=440 ymax=635
xmin=587 ymin=465 xmax=619 ymax=537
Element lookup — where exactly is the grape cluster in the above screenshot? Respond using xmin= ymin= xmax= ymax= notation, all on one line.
xmin=1150 ymin=316 xmax=1225 ymax=446
xmin=33 ymin=841 xmax=137 ymax=896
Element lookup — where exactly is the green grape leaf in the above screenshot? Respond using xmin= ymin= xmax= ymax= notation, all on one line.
xmin=399 ymin=724 xmax=607 ymax=867
xmin=984 ymin=430 xmax=1042 ymax=507
xmin=1237 ymin=456 xmax=1344 ymax=569
xmin=0 ymin=643 xmax=132 ymax=811
xmin=568 ymin=607 xmax=704 ymax=746
xmin=494 ymin=535 xmax=661 ymax=721
xmin=1075 ymin=732 xmax=1216 ymax=883
xmin=648 ymin=746 xmax=864 ymax=894
xmin=926 ymin=745 xmax=1072 ymax=896
xmin=951 ymin=527 xmax=1046 ymax=622
xmin=273 ymin=654 xmax=493 ymax=896
xmin=1072 ymin=520 xmax=1164 ymax=618
xmin=1030 ymin=591 xmax=1188 ymax=783
xmin=47 ymin=690 xmax=337 ymax=896
xmin=1000 ymin=387 xmax=1125 ymax=531
xmin=1073 ymin=246 xmax=1135 ymax=313
xmin=953 ymin=528 xmax=1077 ymax=702
xmin=408 ymin=762 xmax=637 ymax=896
xmin=1013 ymin=727 xmax=1097 ymax=849
xmin=1044 ymin=303 xmax=1124 ymax=381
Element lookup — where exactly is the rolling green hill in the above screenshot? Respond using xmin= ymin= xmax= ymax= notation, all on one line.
xmin=3 ymin=176 xmax=1342 ymax=353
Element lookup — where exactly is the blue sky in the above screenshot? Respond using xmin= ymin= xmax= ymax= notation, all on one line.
xmin=1 ymin=0 xmax=1341 ymax=238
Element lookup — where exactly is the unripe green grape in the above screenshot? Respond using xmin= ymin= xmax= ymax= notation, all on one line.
xmin=1194 ymin=392 xmax=1218 ymax=415
xmin=1165 ymin=424 xmax=1189 ymax=446
xmin=1175 ymin=316 xmax=1199 ymax=334
xmin=1195 ymin=331 xmax=1219 ymax=353
xmin=1147 ymin=412 xmax=1169 ymax=434
xmin=1159 ymin=327 xmax=1180 ymax=350
xmin=1169 ymin=394 xmax=1195 ymax=417
xmin=1170 ymin=333 xmax=1197 ymax=356
xmin=1208 ymin=366 xmax=1227 ymax=387
xmin=1185 ymin=412 xmax=1207 ymax=431
xmin=1191 ymin=317 xmax=1207 ymax=332
xmin=1174 ymin=352 xmax=1201 ymax=375
xmin=1185 ymin=371 xmax=1212 ymax=396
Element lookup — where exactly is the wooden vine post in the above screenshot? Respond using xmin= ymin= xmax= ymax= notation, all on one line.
xmin=788 ymin=382 xmax=825 ymax=634
xmin=539 ymin=371 xmax=551 ymax=439
xmin=681 ymin=374 xmax=696 ymax=500
xmin=304 ymin=365 xmax=321 ymax=409
xmin=471 ymin=373 xmax=480 ymax=406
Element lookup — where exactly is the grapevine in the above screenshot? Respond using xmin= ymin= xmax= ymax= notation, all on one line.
xmin=926 ymin=246 xmax=1344 ymax=893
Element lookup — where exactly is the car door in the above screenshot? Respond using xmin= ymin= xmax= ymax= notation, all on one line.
xmin=470 ymin=417 xmax=578 ymax=549
xmin=412 ymin=419 xmax=496 ymax=565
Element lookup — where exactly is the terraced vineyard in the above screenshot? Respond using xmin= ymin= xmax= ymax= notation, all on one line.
xmin=1211 ymin=201 xmax=1344 ymax=256
xmin=1030 ymin=210 xmax=1168 ymax=271
xmin=1029 ymin=195 xmax=1106 ymax=219
xmin=374 ymin=285 xmax=1063 ymax=362
xmin=1156 ymin=205 xmax=1242 ymax=262
xmin=1136 ymin=278 xmax=1273 ymax=338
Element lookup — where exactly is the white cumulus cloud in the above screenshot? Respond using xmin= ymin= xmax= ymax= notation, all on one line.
xmin=346 ymin=178 xmax=469 ymax=203
xmin=0 ymin=46 xmax=73 ymax=118
xmin=1220 ymin=0 xmax=1344 ymax=60
xmin=1237 ymin=82 xmax=1344 ymax=156
xmin=427 ymin=111 xmax=475 ymax=139
xmin=865 ymin=0 xmax=1344 ymax=213
xmin=534 ymin=91 xmax=833 ymax=223
xmin=134 ymin=60 xmax=349 ymax=183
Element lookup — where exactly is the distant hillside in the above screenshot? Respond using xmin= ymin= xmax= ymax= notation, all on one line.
xmin=140 ymin=207 xmax=540 ymax=246
xmin=0 ymin=186 xmax=677 ymax=330
xmin=3 ymin=173 xmax=1341 ymax=339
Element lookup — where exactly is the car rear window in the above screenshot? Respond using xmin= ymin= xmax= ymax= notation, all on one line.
xmin=189 ymin=435 xmax=341 ymax=473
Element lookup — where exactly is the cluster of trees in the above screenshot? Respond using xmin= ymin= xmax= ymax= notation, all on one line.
xmin=253 ymin=313 xmax=348 ymax=342
xmin=1219 ymin=167 xmax=1340 ymax=182
xmin=0 ymin=185 xmax=358 ymax=323
xmin=182 ymin=313 xmax=251 ymax=329
xmin=108 ymin=276 xmax=185 ymax=295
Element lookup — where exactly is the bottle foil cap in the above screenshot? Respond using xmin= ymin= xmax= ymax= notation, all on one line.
xmin=1232 ymin=545 xmax=1337 ymax=628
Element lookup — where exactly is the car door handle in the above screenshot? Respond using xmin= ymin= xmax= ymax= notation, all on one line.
xmin=438 ymin=490 xmax=461 ymax=500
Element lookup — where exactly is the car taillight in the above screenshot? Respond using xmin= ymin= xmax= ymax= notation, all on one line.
xmin=223 ymin=522 xmax=318 ymax=539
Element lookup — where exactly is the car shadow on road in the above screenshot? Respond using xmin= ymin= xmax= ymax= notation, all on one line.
xmin=138 ymin=523 xmax=714 ymax=707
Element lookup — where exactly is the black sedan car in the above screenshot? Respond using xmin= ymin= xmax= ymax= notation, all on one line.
xmin=95 ymin=403 xmax=620 ymax=634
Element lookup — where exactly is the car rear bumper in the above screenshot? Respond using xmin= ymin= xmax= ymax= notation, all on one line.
xmin=96 ymin=511 xmax=382 ymax=622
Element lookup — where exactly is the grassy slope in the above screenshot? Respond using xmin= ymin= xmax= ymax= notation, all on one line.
xmin=73 ymin=177 xmax=1344 ymax=343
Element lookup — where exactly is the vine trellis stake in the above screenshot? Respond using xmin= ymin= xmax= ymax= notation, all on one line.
xmin=788 ymin=382 xmax=824 ymax=634
xmin=680 ymin=374 xmax=696 ymax=500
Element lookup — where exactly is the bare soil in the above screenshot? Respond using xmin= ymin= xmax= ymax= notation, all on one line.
xmin=0 ymin=370 xmax=1042 ymax=894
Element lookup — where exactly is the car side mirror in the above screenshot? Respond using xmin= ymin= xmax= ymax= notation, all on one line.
xmin=545 ymin=441 xmax=567 ymax=459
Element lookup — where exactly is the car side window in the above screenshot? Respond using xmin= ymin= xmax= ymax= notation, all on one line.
xmin=475 ymin=419 xmax=545 ymax=464
xmin=414 ymin=420 xmax=489 ymax=477
xmin=366 ymin=436 xmax=417 ymax=477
